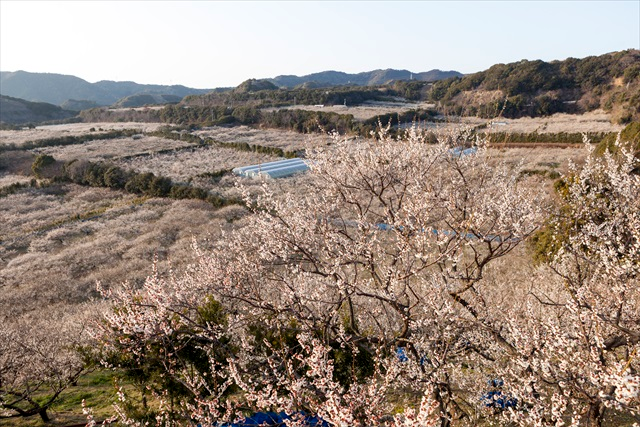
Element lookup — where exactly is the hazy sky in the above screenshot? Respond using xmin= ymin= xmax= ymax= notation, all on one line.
xmin=1 ymin=1 xmax=638 ymax=88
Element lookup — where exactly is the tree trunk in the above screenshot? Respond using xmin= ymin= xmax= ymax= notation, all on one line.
xmin=434 ymin=386 xmax=452 ymax=427
xmin=39 ymin=408 xmax=50 ymax=423
xmin=587 ymin=401 xmax=603 ymax=427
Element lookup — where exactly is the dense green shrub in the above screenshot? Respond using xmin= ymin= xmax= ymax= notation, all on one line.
xmin=594 ymin=121 xmax=640 ymax=157
xmin=31 ymin=154 xmax=56 ymax=178
xmin=480 ymin=131 xmax=612 ymax=145
xmin=124 ymin=172 xmax=155 ymax=194
xmin=103 ymin=165 xmax=130 ymax=189
xmin=59 ymin=157 xmax=240 ymax=207
xmin=0 ymin=180 xmax=35 ymax=198
xmin=148 ymin=176 xmax=172 ymax=197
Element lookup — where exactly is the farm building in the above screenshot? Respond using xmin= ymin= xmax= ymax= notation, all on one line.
xmin=232 ymin=158 xmax=310 ymax=179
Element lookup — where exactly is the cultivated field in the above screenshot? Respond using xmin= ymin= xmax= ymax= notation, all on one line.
xmin=0 ymin=122 xmax=343 ymax=326
xmin=267 ymin=103 xmax=622 ymax=135
xmin=401 ymin=109 xmax=624 ymax=134
xmin=481 ymin=109 xmax=623 ymax=134
xmin=490 ymin=145 xmax=586 ymax=171
xmin=0 ymin=173 xmax=31 ymax=187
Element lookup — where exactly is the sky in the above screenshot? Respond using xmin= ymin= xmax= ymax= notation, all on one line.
xmin=1 ymin=1 xmax=638 ymax=89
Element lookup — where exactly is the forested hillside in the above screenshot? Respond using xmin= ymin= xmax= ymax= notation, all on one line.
xmin=0 ymin=95 xmax=77 ymax=125
xmin=181 ymin=81 xmax=390 ymax=109
xmin=111 ymin=94 xmax=183 ymax=108
xmin=176 ymin=50 xmax=639 ymax=123
xmin=428 ymin=49 xmax=640 ymax=122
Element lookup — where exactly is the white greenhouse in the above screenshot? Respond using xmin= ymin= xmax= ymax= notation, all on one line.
xmin=232 ymin=158 xmax=310 ymax=179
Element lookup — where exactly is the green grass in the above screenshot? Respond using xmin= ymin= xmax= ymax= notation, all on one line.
xmin=536 ymin=161 xmax=560 ymax=169
xmin=0 ymin=370 xmax=119 ymax=427
xmin=520 ymin=168 xmax=561 ymax=180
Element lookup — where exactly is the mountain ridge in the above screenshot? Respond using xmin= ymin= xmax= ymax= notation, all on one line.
xmin=268 ymin=68 xmax=463 ymax=88
xmin=0 ymin=71 xmax=211 ymax=107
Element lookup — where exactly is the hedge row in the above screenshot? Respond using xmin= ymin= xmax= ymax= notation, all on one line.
xmin=0 ymin=180 xmax=36 ymax=198
xmin=478 ymin=131 xmax=613 ymax=145
xmin=149 ymin=128 xmax=297 ymax=158
xmin=156 ymin=105 xmax=441 ymax=139
xmin=57 ymin=157 xmax=240 ymax=208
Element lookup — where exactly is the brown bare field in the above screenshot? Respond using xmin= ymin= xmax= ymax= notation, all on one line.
xmin=107 ymin=106 xmax=165 ymax=112
xmin=389 ymin=109 xmax=622 ymax=139
xmin=489 ymin=146 xmax=585 ymax=171
xmin=482 ymin=110 xmax=622 ymax=134
xmin=487 ymin=142 xmax=583 ymax=148
xmin=266 ymin=103 xmax=621 ymax=135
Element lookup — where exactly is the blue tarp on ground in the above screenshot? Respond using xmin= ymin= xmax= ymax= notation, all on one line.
xmin=396 ymin=351 xmax=517 ymax=410
xmin=223 ymin=411 xmax=330 ymax=427
xmin=481 ymin=380 xmax=518 ymax=409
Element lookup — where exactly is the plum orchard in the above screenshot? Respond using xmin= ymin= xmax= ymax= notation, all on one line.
xmin=0 ymin=314 xmax=87 ymax=422
xmin=91 ymin=127 xmax=639 ymax=426
xmin=497 ymin=137 xmax=640 ymax=426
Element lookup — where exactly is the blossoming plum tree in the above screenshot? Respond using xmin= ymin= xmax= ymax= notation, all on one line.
xmin=0 ymin=315 xmax=86 ymax=422
xmin=94 ymin=127 xmax=639 ymax=426
xmin=496 ymin=137 xmax=640 ymax=426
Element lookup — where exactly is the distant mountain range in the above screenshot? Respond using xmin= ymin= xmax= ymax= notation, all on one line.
xmin=0 ymin=68 xmax=464 ymax=124
xmin=268 ymin=69 xmax=463 ymax=88
xmin=0 ymin=71 xmax=211 ymax=107
xmin=0 ymin=69 xmax=462 ymax=110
